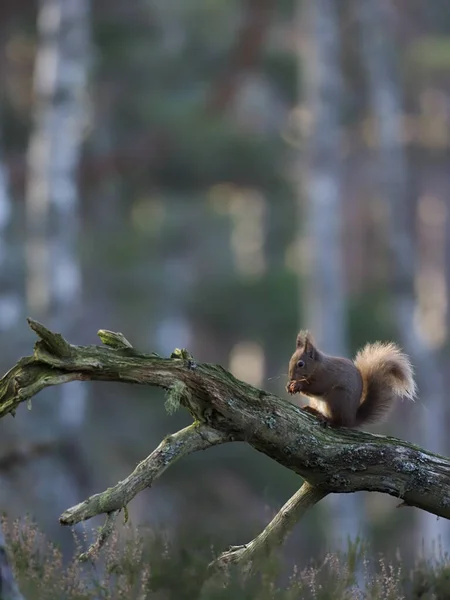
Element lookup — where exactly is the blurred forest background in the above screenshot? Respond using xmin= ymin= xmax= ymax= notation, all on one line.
xmin=1 ymin=0 xmax=450 ymax=592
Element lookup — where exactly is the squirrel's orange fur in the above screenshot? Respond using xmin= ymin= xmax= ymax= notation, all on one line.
xmin=353 ymin=341 xmax=416 ymax=424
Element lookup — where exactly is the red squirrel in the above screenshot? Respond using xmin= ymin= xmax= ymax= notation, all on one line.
xmin=286 ymin=330 xmax=416 ymax=428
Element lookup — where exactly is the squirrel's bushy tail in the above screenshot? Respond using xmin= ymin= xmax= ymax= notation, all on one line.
xmin=353 ymin=342 xmax=416 ymax=426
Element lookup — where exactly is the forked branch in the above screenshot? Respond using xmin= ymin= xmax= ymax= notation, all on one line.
xmin=0 ymin=319 xmax=450 ymax=574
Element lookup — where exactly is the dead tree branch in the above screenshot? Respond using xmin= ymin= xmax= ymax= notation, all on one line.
xmin=208 ymin=481 xmax=327 ymax=572
xmin=1 ymin=319 xmax=450 ymax=575
xmin=60 ymin=423 xmax=229 ymax=526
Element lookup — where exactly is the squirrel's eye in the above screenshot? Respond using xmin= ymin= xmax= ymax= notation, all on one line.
xmin=297 ymin=360 xmax=305 ymax=368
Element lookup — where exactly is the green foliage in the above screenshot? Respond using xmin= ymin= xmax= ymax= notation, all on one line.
xmin=4 ymin=517 xmax=450 ymax=599
xmin=410 ymin=553 xmax=450 ymax=600
xmin=263 ymin=51 xmax=298 ymax=104
xmin=151 ymin=113 xmax=287 ymax=190
xmin=188 ymin=268 xmax=299 ymax=344
xmin=348 ymin=288 xmax=396 ymax=354
xmin=408 ymin=36 xmax=450 ymax=72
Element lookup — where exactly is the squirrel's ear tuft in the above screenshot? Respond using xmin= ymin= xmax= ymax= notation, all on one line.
xmin=297 ymin=330 xmax=317 ymax=359
xmin=296 ymin=329 xmax=308 ymax=348
xmin=296 ymin=329 xmax=314 ymax=349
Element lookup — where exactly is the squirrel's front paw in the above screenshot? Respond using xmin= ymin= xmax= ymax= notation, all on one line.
xmin=286 ymin=380 xmax=302 ymax=395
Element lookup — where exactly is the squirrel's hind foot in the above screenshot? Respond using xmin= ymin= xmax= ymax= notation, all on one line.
xmin=301 ymin=405 xmax=330 ymax=428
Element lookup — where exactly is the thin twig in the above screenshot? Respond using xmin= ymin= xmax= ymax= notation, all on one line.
xmin=78 ymin=511 xmax=119 ymax=562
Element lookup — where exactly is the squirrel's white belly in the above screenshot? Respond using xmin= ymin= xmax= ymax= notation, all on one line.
xmin=308 ymin=396 xmax=331 ymax=418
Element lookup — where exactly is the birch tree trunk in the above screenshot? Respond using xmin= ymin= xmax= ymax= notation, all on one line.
xmin=297 ymin=0 xmax=365 ymax=549
xmin=0 ymin=142 xmax=21 ymax=332
xmin=356 ymin=0 xmax=450 ymax=552
xmin=23 ymin=0 xmax=91 ymax=544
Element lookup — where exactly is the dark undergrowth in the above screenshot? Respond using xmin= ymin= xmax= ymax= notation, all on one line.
xmin=3 ymin=516 xmax=450 ymax=600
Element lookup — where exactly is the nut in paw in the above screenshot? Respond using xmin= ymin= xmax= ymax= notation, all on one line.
xmin=286 ymin=380 xmax=303 ymax=395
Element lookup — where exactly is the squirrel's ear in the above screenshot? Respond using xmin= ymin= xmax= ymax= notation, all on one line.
xmin=305 ymin=338 xmax=317 ymax=360
xmin=296 ymin=329 xmax=315 ymax=352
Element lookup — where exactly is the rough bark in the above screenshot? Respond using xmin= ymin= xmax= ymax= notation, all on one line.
xmin=355 ymin=0 xmax=450 ymax=550
xmin=1 ymin=319 xmax=450 ymax=581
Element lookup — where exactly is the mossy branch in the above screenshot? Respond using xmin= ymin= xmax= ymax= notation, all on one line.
xmin=1 ymin=320 xmax=450 ymax=574
xmin=60 ymin=423 xmax=228 ymax=526
xmin=202 ymin=481 xmax=328 ymax=591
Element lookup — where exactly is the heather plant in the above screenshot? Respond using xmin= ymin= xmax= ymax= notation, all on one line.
xmin=3 ymin=516 xmax=450 ymax=599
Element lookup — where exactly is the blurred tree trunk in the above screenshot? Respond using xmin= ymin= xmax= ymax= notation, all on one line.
xmin=22 ymin=0 xmax=92 ymax=547
xmin=0 ymin=144 xmax=26 ymax=600
xmin=355 ymin=0 xmax=450 ymax=551
xmin=153 ymin=197 xmax=195 ymax=358
xmin=0 ymin=142 xmax=21 ymax=332
xmin=298 ymin=0 xmax=365 ymax=549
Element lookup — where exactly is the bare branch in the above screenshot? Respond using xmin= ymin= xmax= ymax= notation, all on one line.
xmin=208 ymin=481 xmax=327 ymax=574
xmin=60 ymin=423 xmax=230 ymax=526
xmin=78 ymin=511 xmax=119 ymax=563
